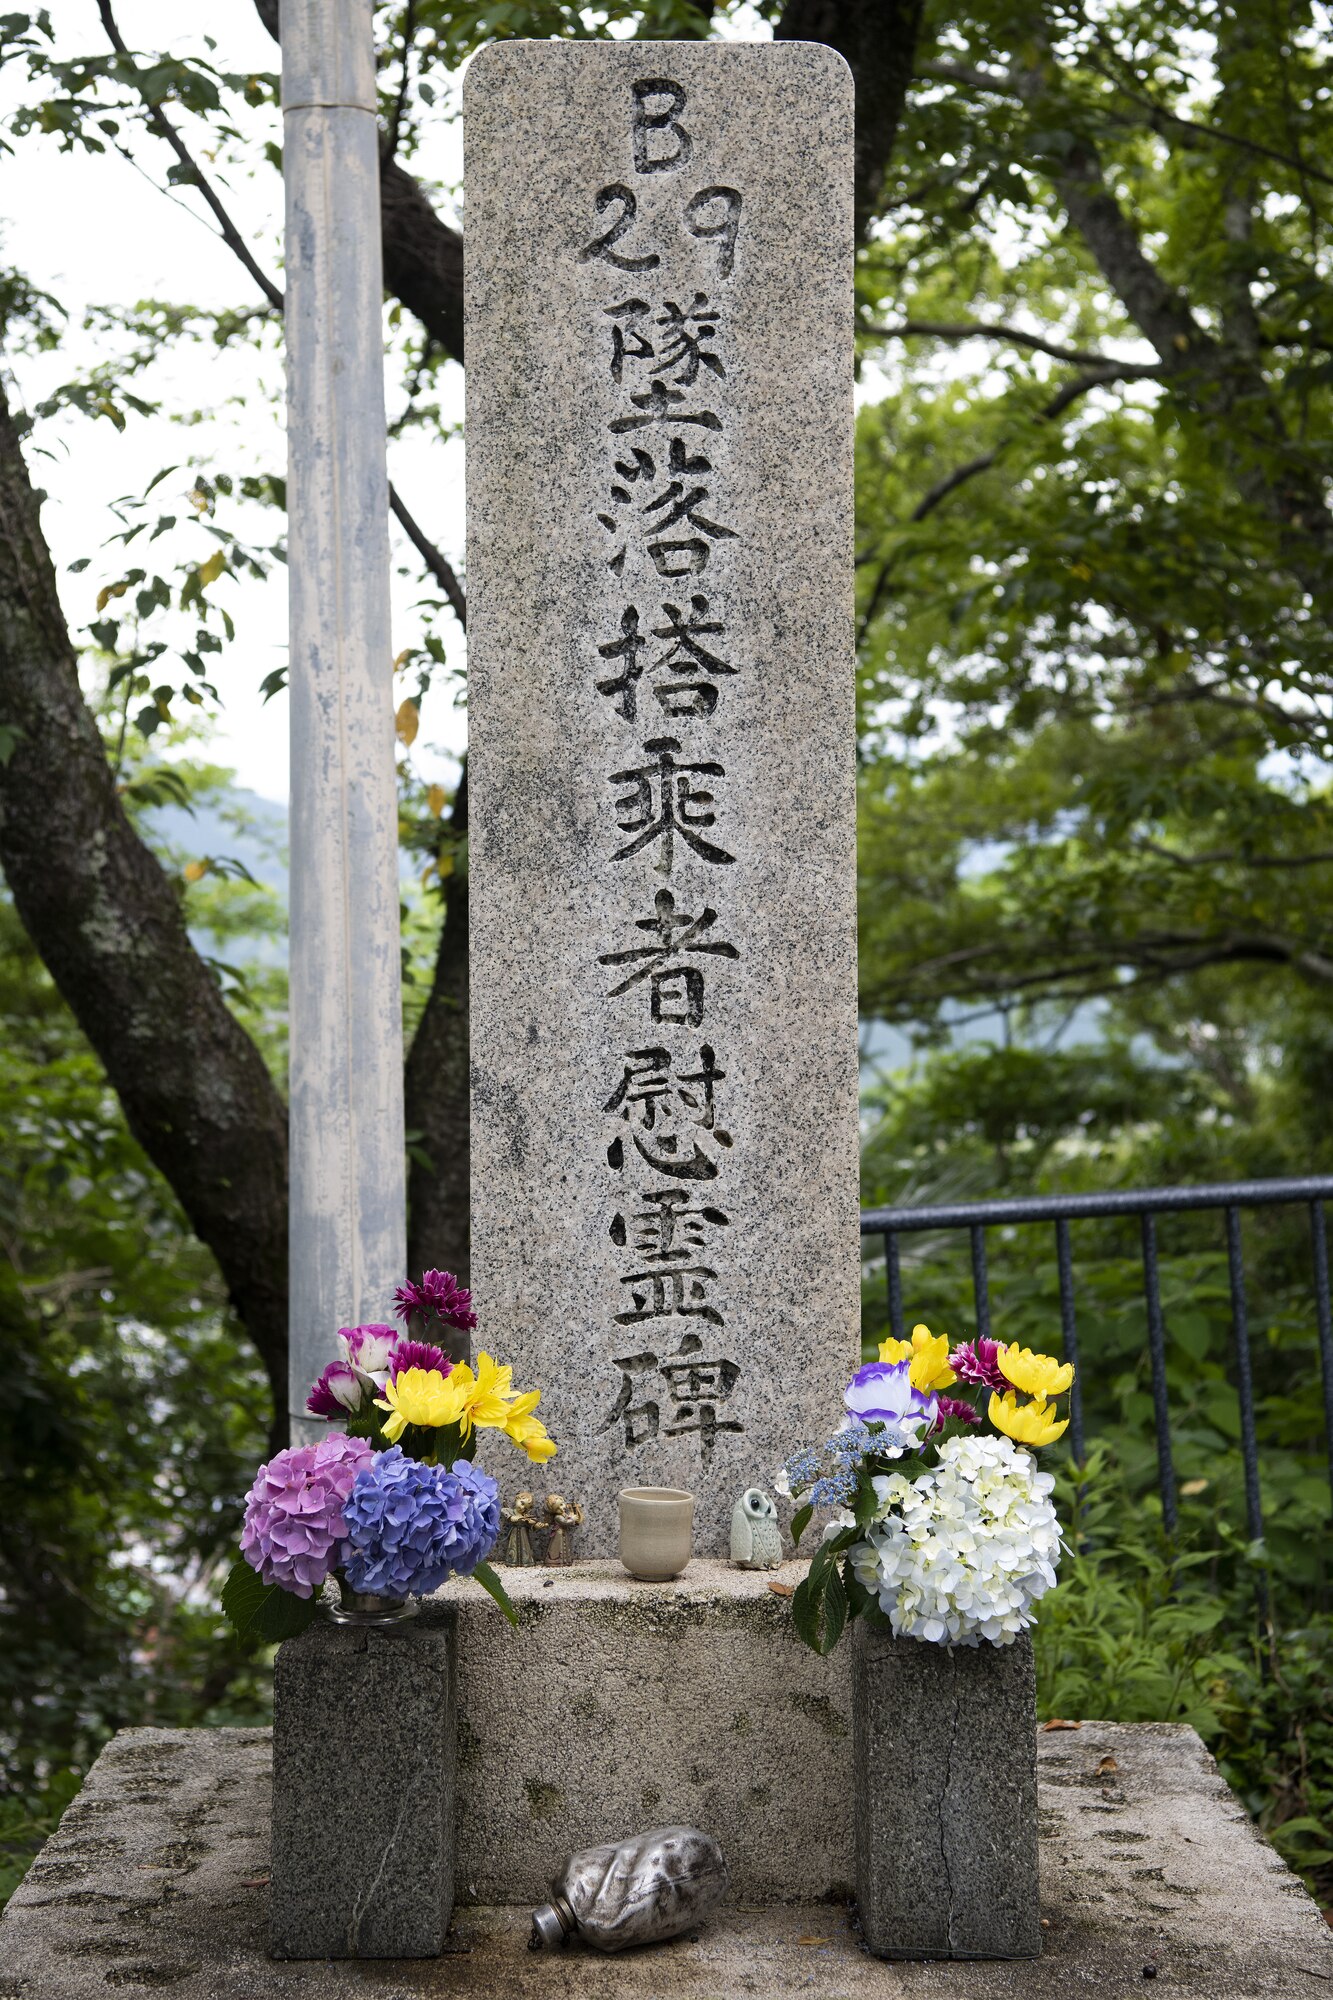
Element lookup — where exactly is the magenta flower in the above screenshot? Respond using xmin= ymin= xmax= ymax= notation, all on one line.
xmin=393 ymin=1268 xmax=477 ymax=1333
xmin=306 ymin=1359 xmax=363 ymax=1418
xmin=336 ymin=1323 xmax=398 ymax=1380
xmin=934 ymin=1394 xmax=983 ymax=1428
xmin=239 ymin=1433 xmax=372 ymax=1597
xmin=949 ymin=1338 xmax=1009 ymax=1392
xmin=387 ymin=1337 xmax=452 ymax=1379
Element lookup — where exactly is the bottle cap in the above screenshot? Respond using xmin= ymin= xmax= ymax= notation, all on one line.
xmin=529 ymin=1899 xmax=574 ymax=1951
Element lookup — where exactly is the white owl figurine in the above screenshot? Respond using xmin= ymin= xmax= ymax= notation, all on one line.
xmin=730 ymin=1487 xmax=784 ymax=1569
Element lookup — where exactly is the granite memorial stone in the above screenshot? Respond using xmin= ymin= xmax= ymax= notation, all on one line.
xmin=269 ymin=1619 xmax=456 ymax=1958
xmin=465 ymin=40 xmax=859 ymax=1555
xmin=852 ymin=1622 xmax=1041 ymax=1959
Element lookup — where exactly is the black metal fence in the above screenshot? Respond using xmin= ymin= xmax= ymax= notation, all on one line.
xmin=860 ymin=1177 xmax=1333 ymax=1545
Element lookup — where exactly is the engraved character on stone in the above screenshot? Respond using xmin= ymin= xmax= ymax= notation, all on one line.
xmin=654 ymin=294 xmax=723 ymax=386
xmin=609 ymin=736 xmax=734 ymax=870
xmin=614 ymin=1262 xmax=724 ymax=1328
xmin=602 ymin=1044 xmax=730 ymax=1179
xmin=660 ymin=1332 xmax=743 ymax=1458
xmin=604 ymin=297 xmax=656 ymax=383
xmin=598 ymin=888 xmax=739 ymax=1025
xmin=610 ymin=1188 xmax=730 ymax=1262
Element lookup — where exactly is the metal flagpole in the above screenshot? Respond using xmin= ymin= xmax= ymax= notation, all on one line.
xmin=281 ymin=0 xmax=405 ymax=1438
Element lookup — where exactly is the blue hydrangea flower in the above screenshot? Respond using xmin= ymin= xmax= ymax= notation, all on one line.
xmin=341 ymin=1446 xmax=501 ymax=1597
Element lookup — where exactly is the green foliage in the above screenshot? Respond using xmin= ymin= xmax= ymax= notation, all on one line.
xmin=472 ymin=1559 xmax=519 ymax=1627
xmin=0 ymin=877 xmax=275 ymax=1905
xmin=220 ymin=1560 xmax=318 ymax=1646
xmin=854 ymin=0 xmax=1333 ymax=1028
xmin=1035 ymin=1448 xmax=1333 ymax=1903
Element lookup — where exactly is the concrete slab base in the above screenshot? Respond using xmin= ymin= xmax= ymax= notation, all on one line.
xmin=3 ymin=1719 xmax=1332 ymax=1997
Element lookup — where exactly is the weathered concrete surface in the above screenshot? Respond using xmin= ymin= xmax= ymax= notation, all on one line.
xmin=853 ymin=1623 xmax=1039 ymax=1959
xmin=4 ymin=1720 xmax=1332 ymax=1997
xmin=270 ymin=1618 xmax=455 ymax=1957
xmin=466 ymin=40 xmax=860 ymax=1556
xmin=433 ymin=1559 xmax=853 ymax=1903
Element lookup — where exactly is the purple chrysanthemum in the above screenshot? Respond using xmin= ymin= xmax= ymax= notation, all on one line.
xmin=341 ymin=1446 xmax=500 ymax=1597
xmin=239 ymin=1433 xmax=372 ymax=1597
xmin=393 ymin=1268 xmax=477 ymax=1334
xmin=949 ymin=1338 xmax=1009 ymax=1392
xmin=306 ymin=1359 xmax=363 ymax=1418
xmin=387 ymin=1337 xmax=452 ymax=1380
xmin=935 ymin=1394 xmax=983 ymax=1428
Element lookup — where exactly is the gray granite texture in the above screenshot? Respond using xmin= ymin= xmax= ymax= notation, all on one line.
xmin=433 ymin=1559 xmax=853 ymax=1903
xmin=853 ymin=1622 xmax=1040 ymax=1960
xmin=6 ymin=1720 xmax=1333 ymax=1997
xmin=269 ymin=1618 xmax=455 ymax=1957
xmin=464 ymin=41 xmax=860 ymax=1555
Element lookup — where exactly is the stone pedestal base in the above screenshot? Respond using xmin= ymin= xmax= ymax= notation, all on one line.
xmin=852 ymin=1621 xmax=1040 ymax=1959
xmin=434 ymin=1558 xmax=852 ymax=1903
xmin=270 ymin=1617 xmax=456 ymax=1958
xmin=5 ymin=1720 xmax=1332 ymax=1997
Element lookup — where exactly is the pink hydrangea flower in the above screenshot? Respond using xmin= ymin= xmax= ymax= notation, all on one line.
xmin=239 ymin=1433 xmax=372 ymax=1597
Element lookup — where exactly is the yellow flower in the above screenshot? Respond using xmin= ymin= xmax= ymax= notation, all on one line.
xmin=375 ymin=1365 xmax=472 ymax=1443
xmin=988 ymin=1389 xmax=1069 ymax=1448
xmin=879 ymin=1322 xmax=956 ymax=1392
xmin=997 ymin=1344 xmax=1075 ymax=1401
xmin=464 ymin=1350 xmax=517 ymax=1430
xmin=508 ymin=1410 xmax=558 ymax=1464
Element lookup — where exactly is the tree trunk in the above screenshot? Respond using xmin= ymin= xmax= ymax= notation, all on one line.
xmin=0 ymin=381 xmax=291 ymax=1433
xmin=404 ymin=772 xmax=471 ymax=1332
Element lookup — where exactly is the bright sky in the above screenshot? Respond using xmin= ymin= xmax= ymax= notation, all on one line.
xmin=2 ymin=1 xmax=468 ymax=804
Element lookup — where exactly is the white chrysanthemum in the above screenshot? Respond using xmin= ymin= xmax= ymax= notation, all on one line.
xmin=850 ymin=1434 xmax=1063 ymax=1648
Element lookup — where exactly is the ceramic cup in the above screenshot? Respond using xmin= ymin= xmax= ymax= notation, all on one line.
xmin=618 ymin=1487 xmax=694 ymax=1581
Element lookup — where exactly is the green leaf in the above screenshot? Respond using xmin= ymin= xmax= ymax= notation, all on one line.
xmin=220 ymin=1556 xmax=318 ymax=1644
xmin=471 ymin=1559 xmax=518 ymax=1627
xmin=790 ymin=1502 xmax=812 ymax=1549
xmin=791 ymin=1555 xmax=849 ymax=1656
xmin=820 ymin=1560 xmax=849 ymax=1654
xmin=790 ymin=1569 xmax=825 ymax=1653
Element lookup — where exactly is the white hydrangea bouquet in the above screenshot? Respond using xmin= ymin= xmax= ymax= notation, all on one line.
xmin=780 ymin=1324 xmax=1073 ymax=1654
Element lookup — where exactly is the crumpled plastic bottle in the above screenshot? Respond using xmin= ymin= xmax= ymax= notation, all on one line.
xmin=529 ymin=1825 xmax=728 ymax=1952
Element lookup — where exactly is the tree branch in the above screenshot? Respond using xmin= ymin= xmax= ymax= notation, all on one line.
xmin=903 ymin=365 xmax=1139 ymax=527
xmin=919 ymin=58 xmax=1018 ymax=97
xmin=97 ymin=0 xmax=284 ymax=314
xmin=1136 ymin=840 xmax=1333 ymax=872
xmin=0 ymin=379 xmax=290 ymax=1434
xmin=389 ymin=484 xmax=466 ymax=629
xmin=866 ymin=317 xmax=1161 ymax=374
xmin=865 ymin=927 xmax=1333 ymax=1019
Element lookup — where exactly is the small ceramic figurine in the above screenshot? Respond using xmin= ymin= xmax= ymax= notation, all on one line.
xmin=501 ymin=1490 xmax=541 ymax=1567
xmin=543 ymin=1493 xmax=583 ymax=1567
xmin=730 ymin=1487 xmax=783 ymax=1569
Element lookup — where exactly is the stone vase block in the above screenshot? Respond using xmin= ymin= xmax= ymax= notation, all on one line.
xmin=269 ymin=1619 xmax=456 ymax=1959
xmin=852 ymin=1622 xmax=1040 ymax=1960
